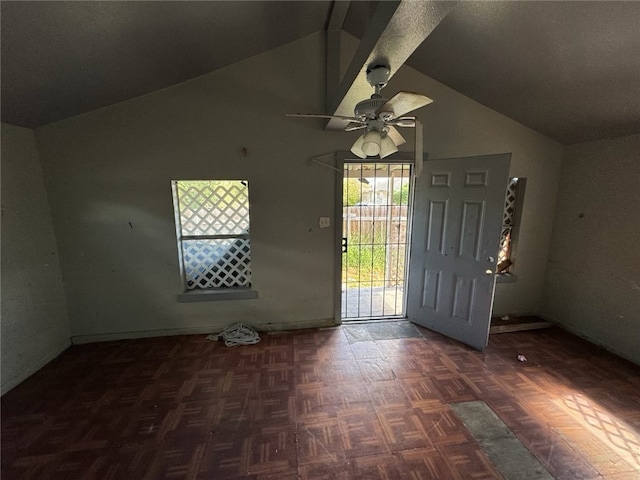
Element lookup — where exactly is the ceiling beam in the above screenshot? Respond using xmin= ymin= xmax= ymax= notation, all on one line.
xmin=326 ymin=1 xmax=350 ymax=112
xmin=326 ymin=0 xmax=457 ymax=130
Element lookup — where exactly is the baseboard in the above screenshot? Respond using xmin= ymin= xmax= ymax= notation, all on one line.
xmin=1 ymin=338 xmax=71 ymax=395
xmin=252 ymin=318 xmax=337 ymax=332
xmin=70 ymin=318 xmax=338 ymax=345
xmin=490 ymin=321 xmax=555 ymax=334
xmin=490 ymin=310 xmax=540 ymax=319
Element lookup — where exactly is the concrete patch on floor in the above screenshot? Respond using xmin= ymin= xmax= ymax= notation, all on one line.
xmin=342 ymin=321 xmax=424 ymax=344
xmin=451 ymin=400 xmax=553 ymax=480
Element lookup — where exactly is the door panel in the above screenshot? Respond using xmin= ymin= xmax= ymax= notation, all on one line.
xmin=407 ymin=154 xmax=511 ymax=350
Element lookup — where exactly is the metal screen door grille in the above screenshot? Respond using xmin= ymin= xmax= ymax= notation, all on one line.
xmin=341 ymin=163 xmax=411 ymax=320
xmin=174 ymin=180 xmax=252 ymax=290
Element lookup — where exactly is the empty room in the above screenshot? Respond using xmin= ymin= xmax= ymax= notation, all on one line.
xmin=1 ymin=1 xmax=639 ymax=479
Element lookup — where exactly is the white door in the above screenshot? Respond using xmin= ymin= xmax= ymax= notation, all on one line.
xmin=407 ymin=154 xmax=511 ymax=350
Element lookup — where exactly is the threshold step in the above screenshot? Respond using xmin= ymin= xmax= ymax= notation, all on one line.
xmin=490 ymin=315 xmax=555 ymax=334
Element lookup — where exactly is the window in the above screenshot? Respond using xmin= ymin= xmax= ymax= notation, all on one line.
xmin=497 ymin=177 xmax=524 ymax=275
xmin=172 ymin=180 xmax=252 ymax=292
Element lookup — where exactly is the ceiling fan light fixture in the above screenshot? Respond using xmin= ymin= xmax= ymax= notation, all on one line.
xmin=379 ymin=134 xmax=398 ymax=158
xmin=288 ymin=64 xmax=433 ymax=158
xmin=362 ymin=130 xmax=381 ymax=157
xmin=350 ymin=134 xmax=366 ymax=158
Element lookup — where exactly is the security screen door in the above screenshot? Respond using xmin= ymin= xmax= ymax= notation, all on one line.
xmin=407 ymin=154 xmax=511 ymax=350
xmin=341 ymin=163 xmax=412 ymax=320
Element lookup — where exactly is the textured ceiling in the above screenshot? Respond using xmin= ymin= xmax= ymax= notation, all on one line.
xmin=1 ymin=1 xmax=332 ymax=128
xmin=406 ymin=1 xmax=640 ymax=144
xmin=2 ymin=1 xmax=639 ymax=145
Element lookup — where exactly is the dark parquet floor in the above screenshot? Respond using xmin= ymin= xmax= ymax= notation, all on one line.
xmin=2 ymin=324 xmax=639 ymax=479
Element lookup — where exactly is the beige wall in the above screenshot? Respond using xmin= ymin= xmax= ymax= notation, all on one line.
xmin=391 ymin=65 xmax=564 ymax=316
xmin=34 ymin=32 xmax=564 ymax=342
xmin=1 ymin=123 xmax=71 ymax=394
xmin=542 ymin=134 xmax=640 ymax=364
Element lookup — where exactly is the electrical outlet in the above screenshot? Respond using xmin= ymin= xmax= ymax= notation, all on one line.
xmin=319 ymin=217 xmax=331 ymax=228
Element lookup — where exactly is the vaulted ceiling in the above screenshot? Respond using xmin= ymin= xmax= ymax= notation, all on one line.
xmin=2 ymin=1 xmax=639 ymax=145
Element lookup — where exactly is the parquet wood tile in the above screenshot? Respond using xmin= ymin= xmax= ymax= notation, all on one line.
xmin=330 ymin=381 xmax=371 ymax=410
xmin=294 ymin=385 xmax=337 ymax=421
xmin=297 ymin=459 xmax=354 ymax=480
xmin=2 ymin=324 xmax=640 ymax=479
xmin=435 ymin=441 xmax=505 ymax=479
xmin=413 ymin=407 xmax=470 ymax=447
xmin=383 ymin=355 xmax=426 ymax=380
xmin=395 ymin=446 xmax=463 ymax=479
xmin=357 ymin=358 xmax=396 ymax=382
xmin=322 ymin=360 xmax=365 ymax=385
xmin=350 ymin=452 xmax=401 ymax=479
xmin=375 ymin=407 xmax=431 ymax=452
xmin=429 ymin=373 xmax=479 ymax=403
xmin=507 ymin=424 xmax=599 ymax=480
xmin=348 ymin=340 xmax=386 ymax=359
xmin=296 ymin=417 xmax=347 ymax=467
xmin=398 ymin=377 xmax=445 ymax=410
xmin=368 ymin=380 xmax=413 ymax=410
xmin=336 ymin=407 xmax=388 ymax=459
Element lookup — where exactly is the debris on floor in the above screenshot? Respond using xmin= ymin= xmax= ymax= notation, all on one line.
xmin=206 ymin=323 xmax=261 ymax=347
xmin=517 ymin=354 xmax=527 ymax=362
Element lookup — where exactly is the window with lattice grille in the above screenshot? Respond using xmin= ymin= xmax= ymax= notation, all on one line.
xmin=172 ymin=180 xmax=252 ymax=290
xmin=497 ymin=178 xmax=522 ymax=274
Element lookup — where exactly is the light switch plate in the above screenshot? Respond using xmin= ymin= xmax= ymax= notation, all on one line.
xmin=319 ymin=216 xmax=331 ymax=228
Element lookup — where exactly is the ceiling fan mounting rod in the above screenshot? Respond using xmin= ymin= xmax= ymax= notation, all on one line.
xmin=366 ymin=64 xmax=391 ymax=92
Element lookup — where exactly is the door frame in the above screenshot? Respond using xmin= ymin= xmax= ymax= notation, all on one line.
xmin=334 ymin=151 xmax=418 ymax=325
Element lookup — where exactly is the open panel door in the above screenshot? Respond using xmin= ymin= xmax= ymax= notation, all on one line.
xmin=407 ymin=154 xmax=511 ymax=350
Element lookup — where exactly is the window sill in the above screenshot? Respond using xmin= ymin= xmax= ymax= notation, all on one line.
xmin=496 ymin=273 xmax=517 ymax=283
xmin=177 ymin=288 xmax=259 ymax=303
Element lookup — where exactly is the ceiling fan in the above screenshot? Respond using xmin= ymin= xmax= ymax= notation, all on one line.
xmin=287 ymin=64 xmax=433 ymax=158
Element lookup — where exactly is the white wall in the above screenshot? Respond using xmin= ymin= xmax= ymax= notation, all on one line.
xmin=1 ymin=123 xmax=71 ymax=394
xmin=542 ymin=134 xmax=640 ymax=364
xmin=34 ymin=32 xmax=563 ymax=342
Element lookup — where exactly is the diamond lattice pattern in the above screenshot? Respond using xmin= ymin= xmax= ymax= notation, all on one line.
xmin=177 ymin=181 xmax=249 ymax=236
xmin=175 ymin=180 xmax=252 ymax=289
xmin=498 ymin=178 xmax=519 ymax=266
xmin=502 ymin=178 xmax=519 ymax=227
xmin=182 ymin=239 xmax=252 ymax=289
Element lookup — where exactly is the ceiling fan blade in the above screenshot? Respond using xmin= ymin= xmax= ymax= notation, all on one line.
xmin=345 ymin=122 xmax=367 ymax=132
xmin=386 ymin=126 xmax=406 ymax=146
xmin=376 ymin=91 xmax=433 ymax=119
xmin=286 ymin=113 xmax=362 ymax=122
xmin=387 ymin=116 xmax=416 ymax=128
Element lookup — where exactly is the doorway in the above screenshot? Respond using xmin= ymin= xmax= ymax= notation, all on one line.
xmin=341 ymin=162 xmax=413 ymax=321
